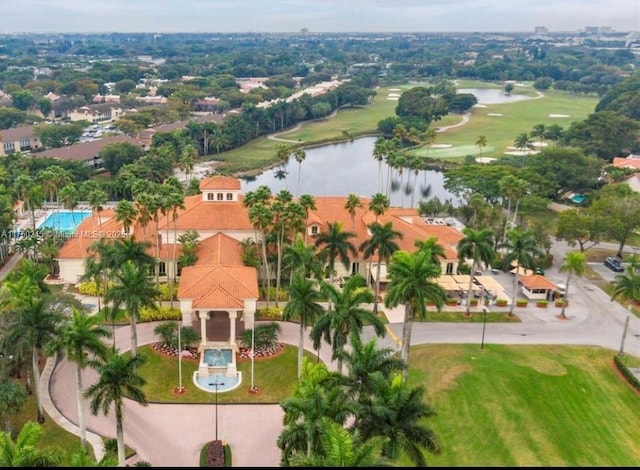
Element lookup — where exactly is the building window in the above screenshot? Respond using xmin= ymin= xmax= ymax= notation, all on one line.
xmin=159 ymin=262 xmax=166 ymax=276
xmin=217 ymin=193 xmax=224 ymax=201
xmin=207 ymin=193 xmax=215 ymax=201
xmin=446 ymin=263 xmax=454 ymax=274
xmin=226 ymin=193 xmax=233 ymax=201
xmin=311 ymin=226 xmax=319 ymax=235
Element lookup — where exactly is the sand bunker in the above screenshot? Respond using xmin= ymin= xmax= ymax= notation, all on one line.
xmin=476 ymin=157 xmax=497 ymax=164
xmin=505 ymin=150 xmax=539 ymax=156
xmin=431 ymin=144 xmax=453 ymax=148
xmin=387 ymin=97 xmax=399 ymax=101
xmin=473 ymin=104 xmax=487 ymax=108
xmin=487 ymin=113 xmax=503 ymax=117
xmin=531 ymin=142 xmax=548 ymax=147
xmin=388 ymin=88 xmax=401 ymax=91
xmin=548 ymin=114 xmax=570 ymax=118
xmin=388 ymin=93 xmax=400 ymax=98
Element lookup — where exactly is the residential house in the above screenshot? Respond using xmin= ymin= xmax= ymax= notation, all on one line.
xmin=68 ymin=103 xmax=123 ymax=123
xmin=0 ymin=125 xmax=41 ymax=156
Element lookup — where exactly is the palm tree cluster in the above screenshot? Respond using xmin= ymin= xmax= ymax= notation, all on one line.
xmin=0 ymin=262 xmax=149 ymax=467
xmin=278 ymin=334 xmax=440 ymax=467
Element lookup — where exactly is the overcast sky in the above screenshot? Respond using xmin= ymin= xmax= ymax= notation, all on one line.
xmin=3 ymin=0 xmax=639 ymax=34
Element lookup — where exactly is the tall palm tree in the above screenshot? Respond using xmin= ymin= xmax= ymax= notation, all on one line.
xmin=180 ymin=144 xmax=197 ymax=184
xmin=282 ymin=234 xmax=323 ymax=283
xmin=3 ymin=293 xmax=64 ymax=423
xmin=359 ymin=221 xmax=403 ymax=313
xmin=314 ymin=221 xmax=357 ymax=288
xmin=342 ymin=193 xmax=363 ymax=234
xmin=513 ymin=132 xmax=534 ymax=164
xmin=277 ymin=359 xmax=351 ymax=464
xmin=104 ymin=260 xmax=160 ymax=357
xmin=114 ymin=200 xmax=137 ymax=236
xmin=475 ymin=135 xmax=488 ymax=157
xmin=384 ymin=249 xmax=447 ymax=381
xmin=293 ymin=148 xmax=306 ymax=197
xmin=372 ymin=137 xmax=387 ymax=193
xmin=50 ymin=307 xmax=112 ymax=449
xmin=499 ymin=229 xmax=540 ymax=316
xmin=288 ymin=418 xmax=390 ymax=467
xmin=611 ymin=258 xmax=640 ymax=306
xmin=368 ymin=193 xmax=390 ymax=223
xmin=457 ymin=227 xmax=496 ymax=315
xmin=357 ymin=373 xmax=441 ymax=466
xmin=558 ymin=251 xmax=586 ymax=319
xmin=0 ymin=421 xmax=64 ymax=467
xmin=59 ymin=183 xmax=80 ymax=231
xmin=282 ymin=275 xmax=325 ymax=380
xmin=167 ymin=190 xmax=185 ymax=309
xmin=414 ymin=236 xmax=446 ymax=264
xmin=311 ymin=274 xmax=386 ymax=374
xmin=87 ymin=188 xmax=108 ymax=229
xmin=248 ymin=202 xmax=274 ymax=307
xmin=85 ymin=350 xmax=148 ymax=467
xmin=530 ymin=123 xmax=546 ymax=147
xmin=15 ymin=174 xmax=44 ymax=231
xmin=340 ymin=333 xmax=405 ymax=401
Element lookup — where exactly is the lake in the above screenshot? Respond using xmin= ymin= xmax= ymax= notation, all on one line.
xmin=458 ymin=88 xmax=532 ymax=104
xmin=240 ymin=136 xmax=460 ymax=208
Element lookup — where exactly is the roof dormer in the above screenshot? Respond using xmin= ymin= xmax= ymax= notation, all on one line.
xmin=200 ymin=176 xmax=242 ymax=202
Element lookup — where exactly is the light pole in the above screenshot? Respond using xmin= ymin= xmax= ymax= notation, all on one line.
xmin=480 ymin=305 xmax=488 ymax=350
xmin=210 ymin=379 xmax=225 ymax=441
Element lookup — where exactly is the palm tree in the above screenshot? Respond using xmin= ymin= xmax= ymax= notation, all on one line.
xmin=0 ymin=421 xmax=64 ymax=467
xmin=293 ymin=148 xmax=306 ymax=197
xmin=530 ymin=123 xmax=546 ymax=147
xmin=282 ymin=275 xmax=325 ymax=380
xmin=611 ymin=259 xmax=640 ymax=305
xmin=15 ymin=174 xmax=44 ymax=231
xmin=384 ymin=249 xmax=447 ymax=381
xmin=475 ymin=135 xmax=488 ymax=157
xmin=357 ymin=373 xmax=441 ymax=466
xmin=499 ymin=229 xmax=541 ymax=316
xmin=104 ymin=260 xmax=160 ymax=357
xmin=372 ymin=137 xmax=387 ymax=193
xmin=314 ymin=221 xmax=357 ymax=288
xmin=180 ymin=144 xmax=197 ymax=184
xmin=277 ymin=359 xmax=351 ymax=464
xmin=59 ymin=183 xmax=80 ymax=230
xmin=114 ymin=200 xmax=137 ymax=236
xmin=340 ymin=333 xmax=405 ymax=401
xmin=311 ymin=274 xmax=386 ymax=374
xmin=288 ymin=417 xmax=390 ymax=467
xmin=457 ymin=227 xmax=496 ymax=315
xmin=85 ymin=350 xmax=148 ymax=467
xmin=414 ymin=236 xmax=446 ymax=264
xmin=3 ymin=292 xmax=65 ymax=423
xmin=558 ymin=251 xmax=586 ymax=319
xmin=247 ymin=202 xmax=274 ymax=307
xmin=51 ymin=307 xmax=112 ymax=449
xmin=282 ymin=234 xmax=323 ymax=283
xmin=513 ymin=132 xmax=534 ymax=164
xmin=368 ymin=193 xmax=390 ymax=223
xmin=344 ymin=193 xmax=363 ymax=232
xmin=359 ymin=221 xmax=403 ymax=313
xmin=87 ymin=188 xmax=108 ymax=229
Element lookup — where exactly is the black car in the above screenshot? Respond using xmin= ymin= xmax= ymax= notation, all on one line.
xmin=604 ymin=256 xmax=625 ymax=273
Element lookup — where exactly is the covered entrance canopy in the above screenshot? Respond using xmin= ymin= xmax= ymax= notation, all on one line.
xmin=474 ymin=275 xmax=511 ymax=303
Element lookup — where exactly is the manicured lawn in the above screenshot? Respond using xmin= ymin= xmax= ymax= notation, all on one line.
xmin=409 ymin=344 xmax=640 ymax=466
xmin=134 ymin=344 xmax=314 ymax=404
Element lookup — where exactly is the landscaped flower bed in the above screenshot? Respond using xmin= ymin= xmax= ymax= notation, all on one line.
xmin=536 ymin=300 xmax=549 ymax=308
xmin=496 ymin=299 xmax=508 ymax=307
xmin=238 ymin=343 xmax=284 ymax=360
xmin=516 ymin=299 xmax=528 ymax=307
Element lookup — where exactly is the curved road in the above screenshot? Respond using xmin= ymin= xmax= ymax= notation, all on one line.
xmin=44 ymin=238 xmax=640 ymax=467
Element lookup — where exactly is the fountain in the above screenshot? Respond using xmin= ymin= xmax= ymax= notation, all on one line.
xmin=194 ymin=346 xmax=241 ymax=393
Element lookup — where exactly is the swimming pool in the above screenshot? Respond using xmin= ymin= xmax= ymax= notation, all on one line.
xmin=37 ymin=210 xmax=92 ymax=232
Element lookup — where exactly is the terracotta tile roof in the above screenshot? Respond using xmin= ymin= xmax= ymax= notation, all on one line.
xmin=612 ymin=157 xmax=640 ymax=170
xmin=178 ymin=265 xmax=258 ymax=309
xmin=199 ymin=176 xmax=242 ymax=191
xmin=195 ymin=233 xmax=244 ymax=266
xmin=519 ymin=274 xmax=557 ymax=290
xmin=157 ymin=194 xmax=253 ymax=232
xmin=0 ymin=125 xmax=35 ymax=141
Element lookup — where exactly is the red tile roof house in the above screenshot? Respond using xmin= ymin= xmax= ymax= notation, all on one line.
xmin=55 ymin=176 xmax=465 ymax=357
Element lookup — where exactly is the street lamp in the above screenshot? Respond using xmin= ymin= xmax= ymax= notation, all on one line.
xmin=480 ymin=305 xmax=488 ymax=350
xmin=209 ymin=379 xmax=225 ymax=441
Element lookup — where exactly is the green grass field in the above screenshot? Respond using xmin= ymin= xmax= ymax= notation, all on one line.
xmin=213 ymin=81 xmax=599 ymax=174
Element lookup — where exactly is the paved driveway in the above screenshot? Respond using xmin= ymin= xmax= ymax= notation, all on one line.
xmin=45 ymin=240 xmax=640 ymax=467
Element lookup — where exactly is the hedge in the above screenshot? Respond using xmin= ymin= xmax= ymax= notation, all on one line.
xmin=139 ymin=305 xmax=181 ymax=322
xmin=613 ymin=355 xmax=640 ymax=393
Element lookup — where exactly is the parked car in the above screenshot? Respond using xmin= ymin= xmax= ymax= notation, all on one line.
xmin=604 ymin=256 xmax=625 ymax=273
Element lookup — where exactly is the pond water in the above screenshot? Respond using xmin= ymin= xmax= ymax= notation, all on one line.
xmin=458 ymin=88 xmax=532 ymax=104
xmin=240 ymin=136 xmax=460 ymax=208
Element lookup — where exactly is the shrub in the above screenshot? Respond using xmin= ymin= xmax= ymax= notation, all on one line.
xmin=260 ymin=287 xmax=288 ymax=301
xmin=536 ymin=300 xmax=549 ymax=307
xmin=256 ymin=306 xmax=283 ymax=320
xmin=240 ymin=322 xmax=282 ymax=349
xmin=516 ymin=299 xmax=528 ymax=307
xmin=613 ymin=355 xmax=640 ymax=393
xmin=496 ymin=299 xmax=508 ymax=307
xmin=77 ymin=281 xmax=109 ymax=296
xmin=469 ymin=298 xmax=478 ymax=306
xmin=157 ymin=282 xmax=178 ymax=301
xmin=139 ymin=305 xmax=181 ymax=322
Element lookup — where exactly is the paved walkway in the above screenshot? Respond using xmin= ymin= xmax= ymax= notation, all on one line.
xmin=39 ymin=238 xmax=640 ymax=466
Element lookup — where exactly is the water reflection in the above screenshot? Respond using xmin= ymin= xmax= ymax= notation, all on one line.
xmin=458 ymin=88 xmax=532 ymax=104
xmin=240 ymin=136 xmax=460 ymax=208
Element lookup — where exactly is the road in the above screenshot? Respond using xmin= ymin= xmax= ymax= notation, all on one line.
xmin=43 ymin=238 xmax=640 ymax=467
